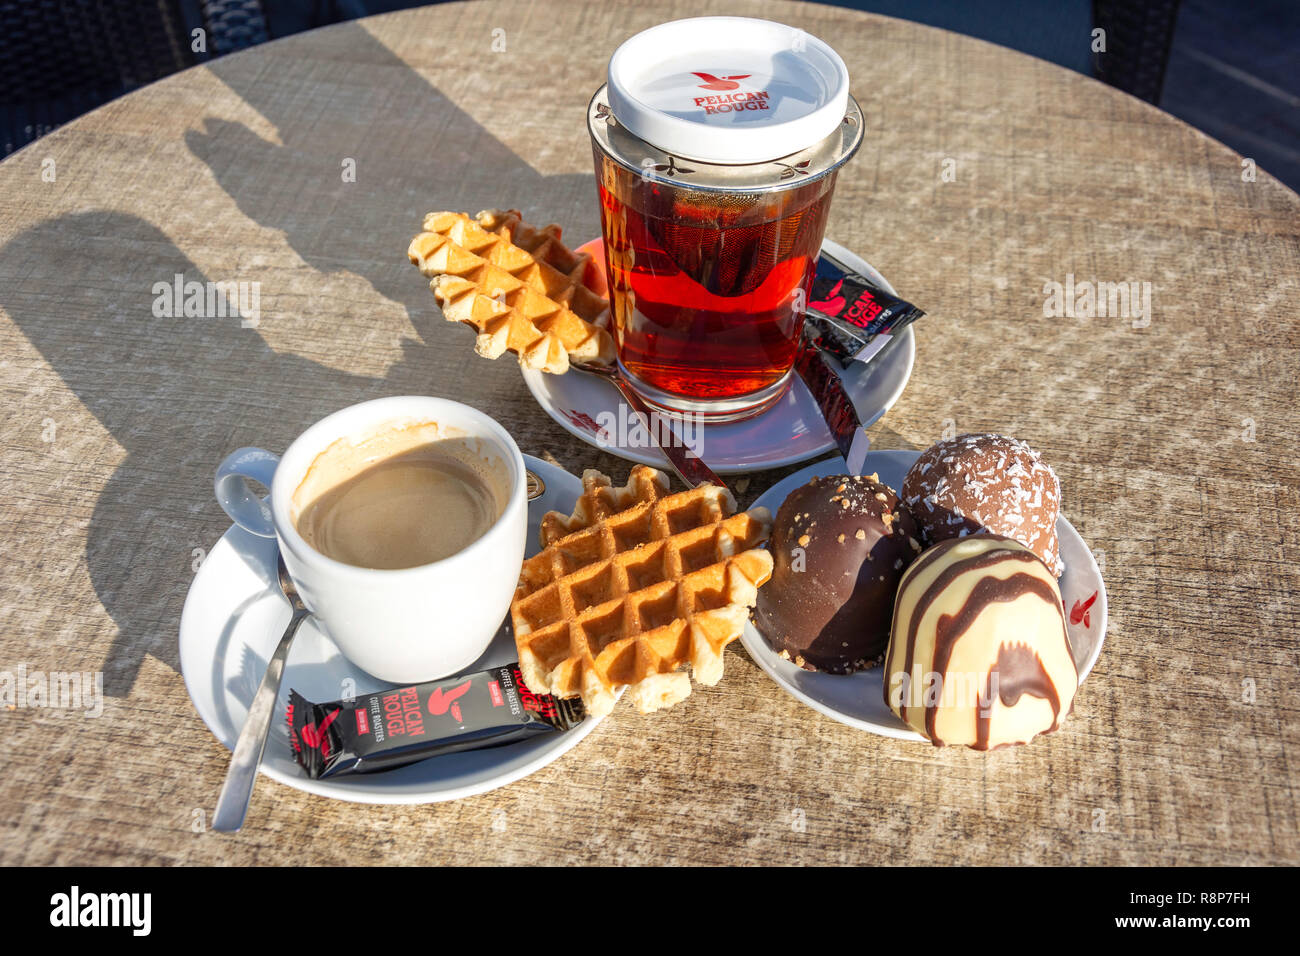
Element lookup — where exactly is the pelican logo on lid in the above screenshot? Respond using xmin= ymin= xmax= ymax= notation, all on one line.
xmin=597 ymin=17 xmax=861 ymax=165
xmin=691 ymin=71 xmax=750 ymax=91
xmin=689 ymin=71 xmax=771 ymax=116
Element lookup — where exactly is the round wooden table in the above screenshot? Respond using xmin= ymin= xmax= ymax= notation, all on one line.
xmin=1 ymin=0 xmax=1296 ymax=866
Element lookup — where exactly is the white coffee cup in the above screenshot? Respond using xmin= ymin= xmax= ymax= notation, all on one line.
xmin=214 ymin=396 xmax=527 ymax=683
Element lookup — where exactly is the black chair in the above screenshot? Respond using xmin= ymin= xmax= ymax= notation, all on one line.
xmin=3 ymin=0 xmax=1185 ymax=158
xmin=0 ymin=0 xmax=272 ymax=156
xmin=1093 ymin=0 xmax=1183 ymax=103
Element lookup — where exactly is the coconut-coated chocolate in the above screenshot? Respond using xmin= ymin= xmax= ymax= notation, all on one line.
xmin=902 ymin=433 xmax=1063 ymax=577
xmin=754 ymin=473 xmax=921 ymax=673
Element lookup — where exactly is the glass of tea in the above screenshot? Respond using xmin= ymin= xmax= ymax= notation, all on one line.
xmin=587 ymin=16 xmax=864 ymax=422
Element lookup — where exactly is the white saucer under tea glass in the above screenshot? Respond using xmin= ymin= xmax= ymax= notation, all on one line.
xmin=522 ymin=238 xmax=915 ymax=473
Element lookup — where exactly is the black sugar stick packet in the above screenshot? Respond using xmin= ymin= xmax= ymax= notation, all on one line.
xmin=287 ymin=663 xmax=585 ymax=779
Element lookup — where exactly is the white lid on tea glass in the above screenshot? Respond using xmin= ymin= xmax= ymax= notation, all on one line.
xmin=606 ymin=16 xmax=852 ymax=165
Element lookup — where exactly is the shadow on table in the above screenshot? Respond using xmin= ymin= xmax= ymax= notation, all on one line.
xmin=0 ymin=21 xmax=595 ymax=697
xmin=1 ymin=210 xmax=369 ymax=696
xmin=182 ymin=20 xmax=598 ymax=341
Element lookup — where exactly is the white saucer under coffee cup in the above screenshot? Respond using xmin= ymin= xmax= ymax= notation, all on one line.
xmin=214 ymin=396 xmax=527 ymax=684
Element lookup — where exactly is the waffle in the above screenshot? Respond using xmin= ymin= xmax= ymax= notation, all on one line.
xmin=511 ymin=465 xmax=774 ymax=718
xmin=408 ymin=209 xmax=615 ymax=374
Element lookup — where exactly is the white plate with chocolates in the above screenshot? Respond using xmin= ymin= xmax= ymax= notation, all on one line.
xmin=740 ymin=436 xmax=1107 ymax=748
xmin=521 ymin=238 xmax=915 ymax=474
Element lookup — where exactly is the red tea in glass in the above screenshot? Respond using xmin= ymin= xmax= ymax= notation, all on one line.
xmin=595 ymin=161 xmax=836 ymax=401
xmin=587 ymin=17 xmax=863 ymax=421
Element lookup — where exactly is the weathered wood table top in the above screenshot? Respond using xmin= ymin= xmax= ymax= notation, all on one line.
xmin=1 ymin=0 xmax=1296 ymax=866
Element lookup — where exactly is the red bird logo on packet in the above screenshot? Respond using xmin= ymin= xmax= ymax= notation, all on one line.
xmin=428 ymin=679 xmax=473 ymax=723
xmin=809 ymin=279 xmax=846 ymax=317
xmin=298 ymin=707 xmax=341 ymax=759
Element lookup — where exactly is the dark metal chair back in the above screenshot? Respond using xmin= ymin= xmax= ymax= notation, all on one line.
xmin=0 ymin=0 xmax=271 ymax=156
xmin=1093 ymin=0 xmax=1184 ymax=103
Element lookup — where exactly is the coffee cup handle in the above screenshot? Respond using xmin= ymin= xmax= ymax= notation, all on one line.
xmin=215 ymin=447 xmax=280 ymax=538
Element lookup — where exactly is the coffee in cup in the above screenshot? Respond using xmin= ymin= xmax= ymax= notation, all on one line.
xmin=214 ymin=396 xmax=528 ymax=683
xmin=289 ymin=423 xmax=508 ymax=570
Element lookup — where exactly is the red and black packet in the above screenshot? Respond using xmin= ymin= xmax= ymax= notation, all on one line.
xmin=806 ymin=254 xmax=925 ymax=366
xmin=287 ymin=664 xmax=585 ymax=778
